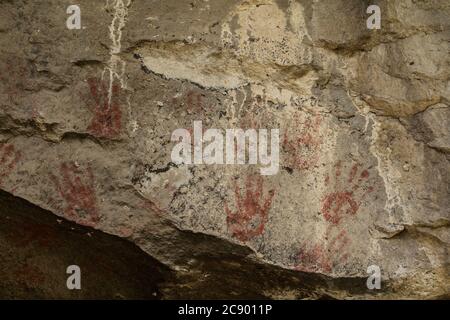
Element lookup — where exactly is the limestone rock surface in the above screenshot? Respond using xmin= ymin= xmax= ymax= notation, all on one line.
xmin=0 ymin=0 xmax=448 ymax=299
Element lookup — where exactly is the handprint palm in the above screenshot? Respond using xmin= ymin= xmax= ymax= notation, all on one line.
xmin=225 ymin=175 xmax=275 ymax=242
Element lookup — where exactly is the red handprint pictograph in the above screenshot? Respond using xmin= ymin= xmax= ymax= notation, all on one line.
xmin=51 ymin=162 xmax=100 ymax=227
xmin=224 ymin=175 xmax=275 ymax=242
xmin=321 ymin=161 xmax=374 ymax=225
xmin=0 ymin=143 xmax=21 ymax=187
xmin=282 ymin=112 xmax=324 ymax=171
xmin=86 ymin=77 xmax=123 ymax=139
xmin=296 ymin=229 xmax=350 ymax=273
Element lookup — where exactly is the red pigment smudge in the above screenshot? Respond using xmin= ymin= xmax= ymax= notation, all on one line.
xmin=296 ymin=229 xmax=350 ymax=273
xmin=186 ymin=90 xmax=204 ymax=115
xmin=0 ymin=143 xmax=21 ymax=187
xmin=86 ymin=77 xmax=122 ymax=138
xmin=140 ymin=198 xmax=166 ymax=216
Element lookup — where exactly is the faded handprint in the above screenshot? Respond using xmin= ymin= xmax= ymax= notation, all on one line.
xmin=321 ymin=161 xmax=374 ymax=225
xmin=283 ymin=112 xmax=324 ymax=171
xmin=0 ymin=143 xmax=21 ymax=187
xmin=86 ymin=77 xmax=122 ymax=138
xmin=238 ymin=94 xmax=276 ymax=130
xmin=51 ymin=162 xmax=100 ymax=227
xmin=296 ymin=229 xmax=350 ymax=273
xmin=186 ymin=89 xmax=205 ymax=115
xmin=224 ymin=175 xmax=275 ymax=242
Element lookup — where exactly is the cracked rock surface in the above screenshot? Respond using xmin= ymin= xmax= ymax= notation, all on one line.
xmin=0 ymin=0 xmax=448 ymax=299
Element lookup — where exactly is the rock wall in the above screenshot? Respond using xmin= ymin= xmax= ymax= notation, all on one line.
xmin=0 ymin=0 xmax=448 ymax=298
xmin=0 ymin=190 xmax=168 ymax=299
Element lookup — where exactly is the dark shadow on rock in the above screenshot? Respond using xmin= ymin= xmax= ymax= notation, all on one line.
xmin=0 ymin=189 xmax=373 ymax=299
xmin=0 ymin=189 xmax=171 ymax=299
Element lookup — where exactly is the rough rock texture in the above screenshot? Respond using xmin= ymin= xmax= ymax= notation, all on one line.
xmin=0 ymin=0 xmax=449 ymax=299
xmin=0 ymin=190 xmax=168 ymax=299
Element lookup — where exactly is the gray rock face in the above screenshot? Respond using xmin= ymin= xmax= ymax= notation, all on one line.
xmin=0 ymin=0 xmax=448 ymax=299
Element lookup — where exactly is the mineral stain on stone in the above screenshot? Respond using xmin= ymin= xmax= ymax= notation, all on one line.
xmin=322 ymin=162 xmax=375 ymax=225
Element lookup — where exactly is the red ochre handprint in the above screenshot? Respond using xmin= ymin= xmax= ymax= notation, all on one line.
xmin=51 ymin=162 xmax=100 ymax=227
xmin=296 ymin=229 xmax=350 ymax=273
xmin=224 ymin=175 xmax=275 ymax=242
xmin=283 ymin=112 xmax=324 ymax=171
xmin=321 ymin=161 xmax=374 ymax=225
xmin=86 ymin=77 xmax=122 ymax=138
xmin=0 ymin=143 xmax=21 ymax=187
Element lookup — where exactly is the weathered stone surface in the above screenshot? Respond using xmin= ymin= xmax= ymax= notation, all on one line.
xmin=0 ymin=0 xmax=448 ymax=299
